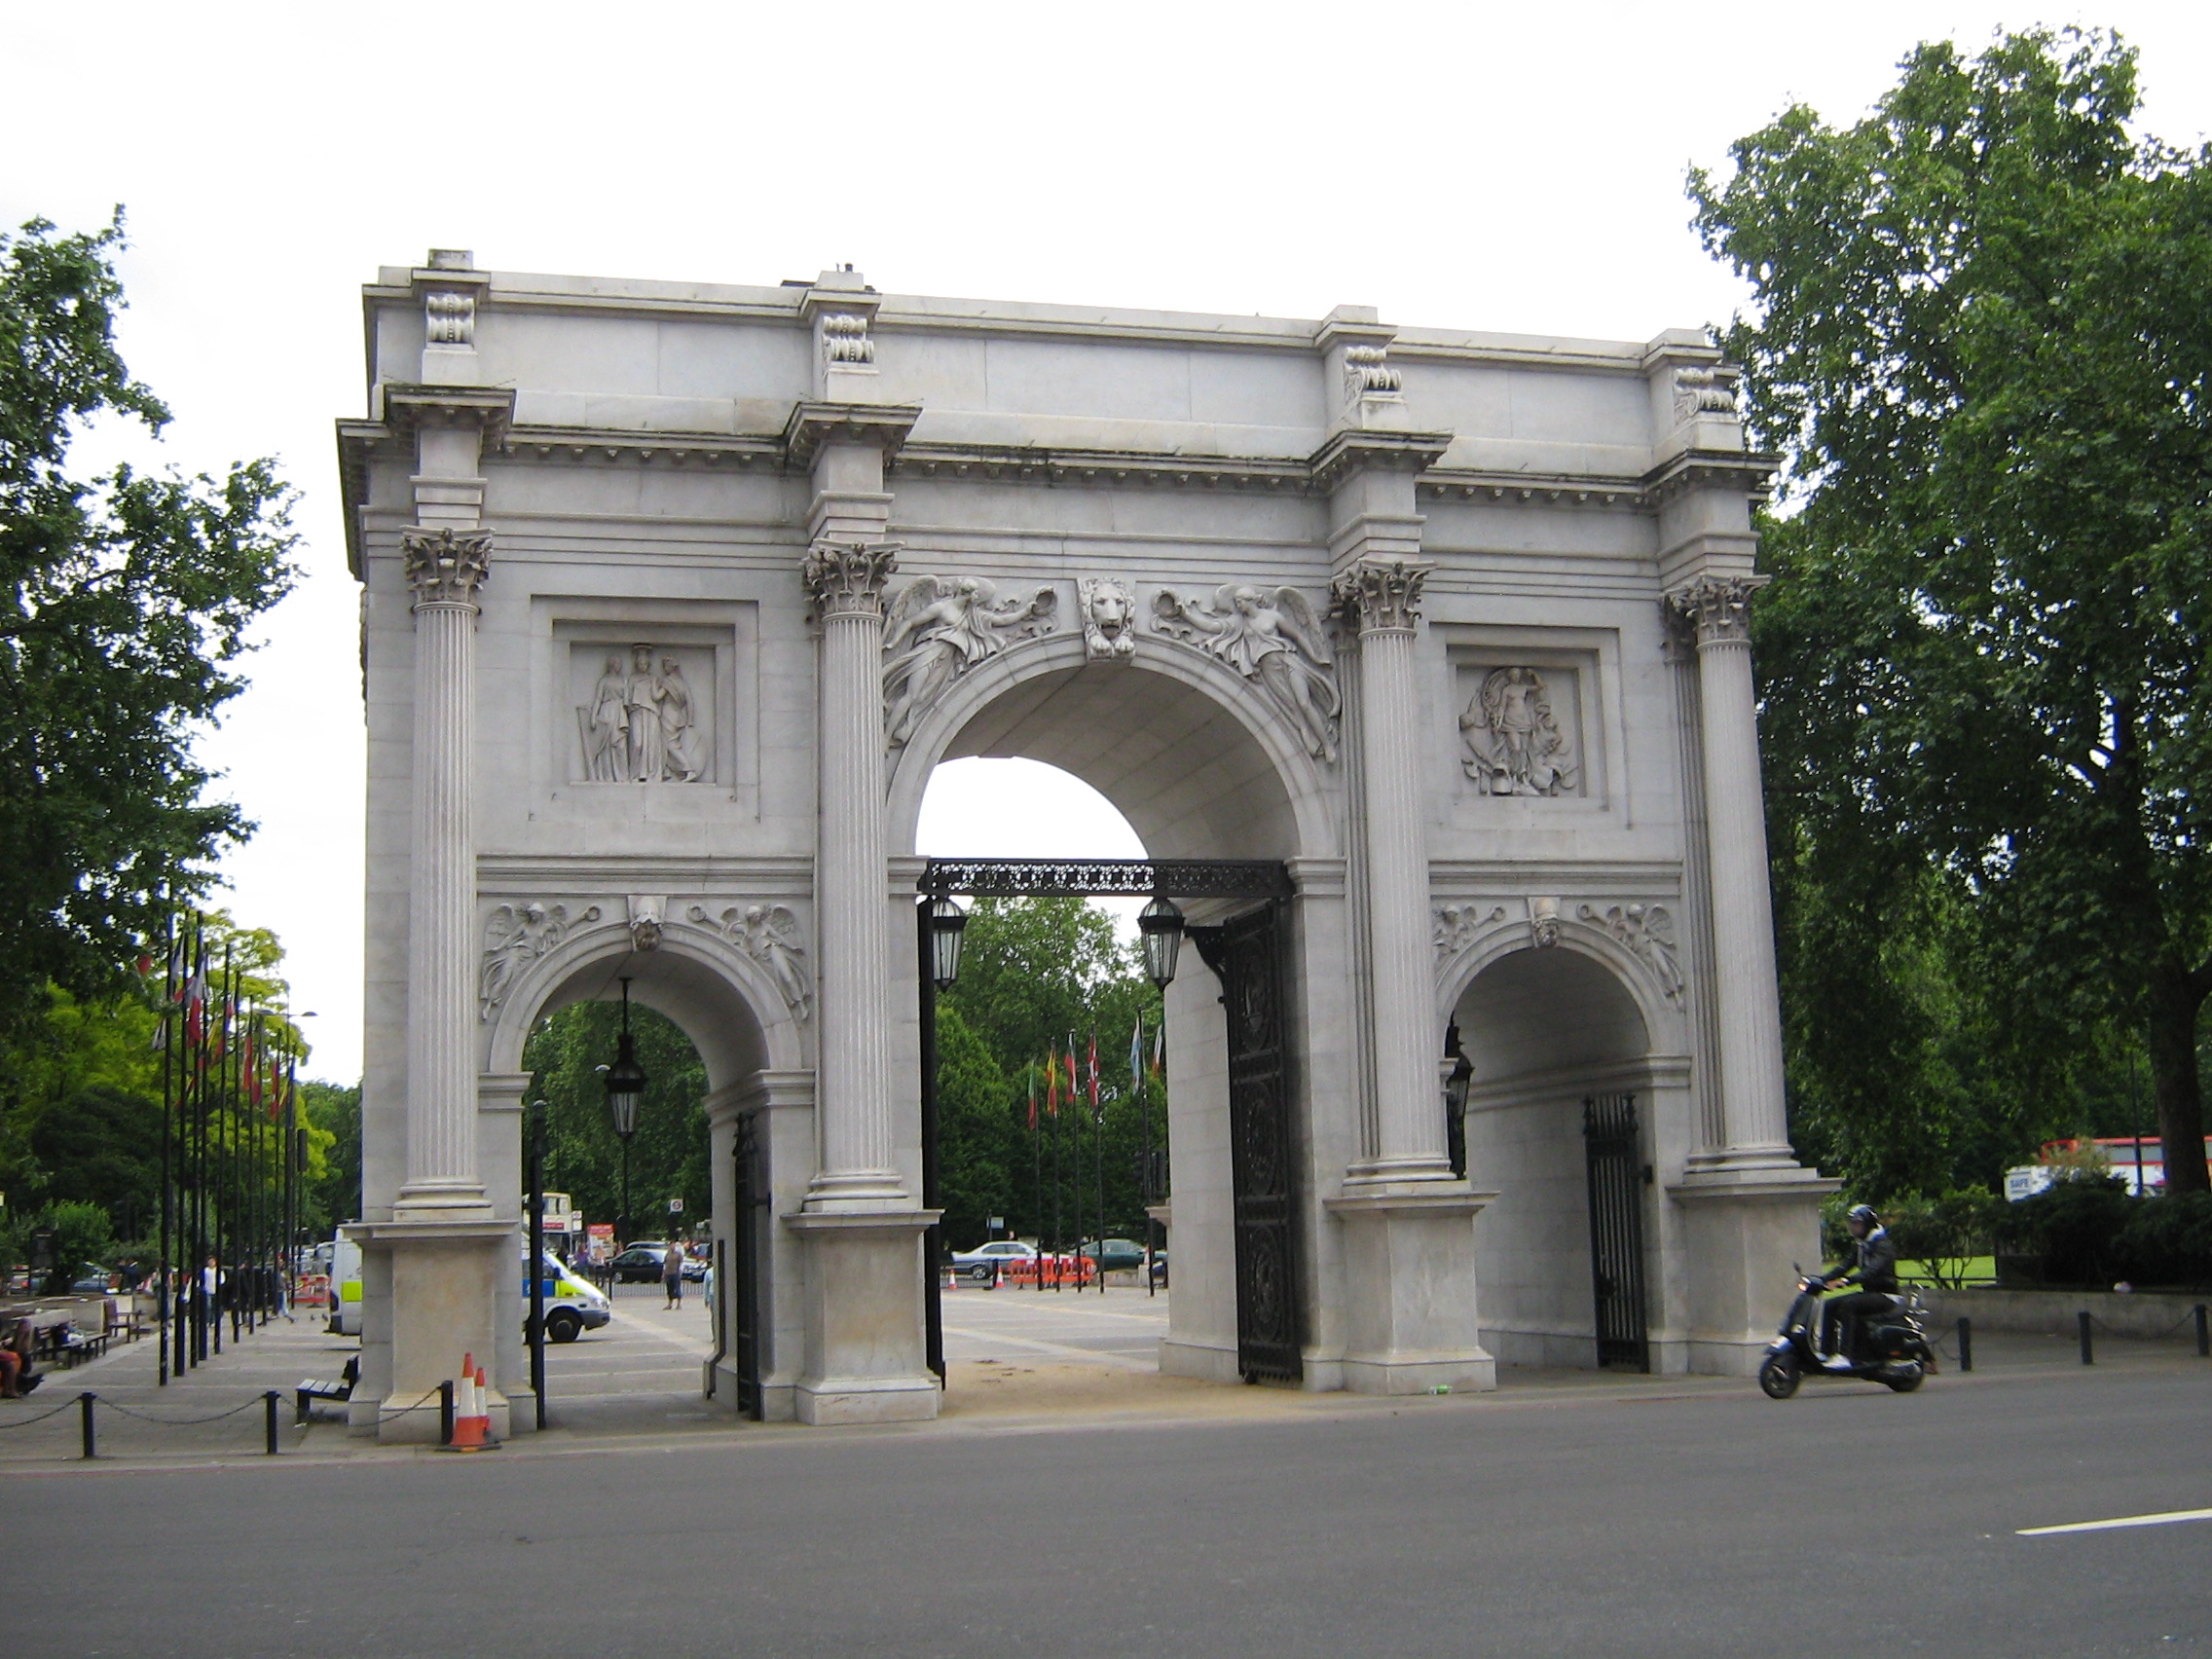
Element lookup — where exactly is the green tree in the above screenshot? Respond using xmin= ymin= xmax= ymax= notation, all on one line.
xmin=524 ymin=1001 xmax=709 ymax=1240
xmin=0 ymin=211 xmax=296 ymax=1033
xmin=300 ymin=1080 xmax=358 ymax=1232
xmin=1691 ymin=29 xmax=2212 ymax=1195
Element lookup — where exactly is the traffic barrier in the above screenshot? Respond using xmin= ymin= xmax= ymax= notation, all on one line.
xmin=446 ymin=1352 xmax=492 ymax=1450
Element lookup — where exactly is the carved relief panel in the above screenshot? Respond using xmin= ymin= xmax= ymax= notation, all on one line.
xmin=1437 ymin=627 xmax=1620 ymax=818
xmin=571 ymin=641 xmax=716 ymax=784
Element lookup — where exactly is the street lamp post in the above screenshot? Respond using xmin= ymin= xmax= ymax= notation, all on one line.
xmin=603 ymin=977 xmax=647 ymax=1250
xmin=917 ymin=897 xmax=967 ymax=1384
xmin=1137 ymin=898 xmax=1185 ymax=1297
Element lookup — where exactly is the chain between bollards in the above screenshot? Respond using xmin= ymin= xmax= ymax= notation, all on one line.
xmin=1955 ymin=1315 xmax=1972 ymax=1373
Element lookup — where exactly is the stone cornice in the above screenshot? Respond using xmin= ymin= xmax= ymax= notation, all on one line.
xmin=1307 ymin=427 xmax=1453 ymax=495
xmin=1641 ymin=447 xmax=1780 ymax=507
xmin=1419 ymin=470 xmax=1648 ymax=510
xmin=379 ymin=384 xmax=516 ymax=445
xmin=782 ymin=401 xmax=922 ymax=470
xmin=894 ymin=441 xmax=1312 ymax=493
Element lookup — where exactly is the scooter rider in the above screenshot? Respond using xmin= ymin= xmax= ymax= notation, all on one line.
xmin=1819 ymin=1204 xmax=1898 ymax=1370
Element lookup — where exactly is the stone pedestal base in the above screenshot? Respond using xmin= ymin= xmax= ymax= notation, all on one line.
xmin=1669 ymin=1167 xmax=1839 ymax=1376
xmin=1325 ymin=1184 xmax=1498 ymax=1395
xmin=352 ymin=1217 xmax=513 ymax=1443
xmin=788 ymin=1208 xmax=940 ymax=1425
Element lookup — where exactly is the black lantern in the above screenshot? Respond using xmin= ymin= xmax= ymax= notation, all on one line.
xmin=927 ymin=897 xmax=968 ymax=991
xmin=604 ymin=977 xmax=648 ymax=1246
xmin=1443 ymin=1021 xmax=1472 ymax=1180
xmin=1138 ymin=897 xmax=1185 ymax=990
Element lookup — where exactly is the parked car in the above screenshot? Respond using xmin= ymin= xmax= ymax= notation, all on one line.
xmin=608 ymin=1244 xmax=672 ymax=1283
xmin=69 ymin=1264 xmax=117 ymax=1294
xmin=1075 ymin=1238 xmax=1148 ymax=1273
xmin=948 ymin=1240 xmax=1036 ymax=1284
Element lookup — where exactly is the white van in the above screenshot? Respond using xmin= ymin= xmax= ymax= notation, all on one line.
xmin=527 ymin=1249 xmax=611 ymax=1343
xmin=324 ymin=1231 xmax=611 ymax=1343
xmin=327 ymin=1232 xmax=363 ymax=1337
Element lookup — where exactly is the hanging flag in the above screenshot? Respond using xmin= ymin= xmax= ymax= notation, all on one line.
xmin=1129 ymin=1019 xmax=1144 ymax=1088
xmin=1151 ymin=1020 xmax=1164 ymax=1080
xmin=1046 ymin=1051 xmax=1060 ymax=1118
xmin=1087 ymin=1030 xmax=1100 ymax=1122
xmin=184 ymin=951 xmax=207 ymax=1050
xmin=1027 ymin=1066 xmax=1038 ymax=1131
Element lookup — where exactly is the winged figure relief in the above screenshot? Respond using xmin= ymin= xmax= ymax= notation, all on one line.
xmin=689 ymin=903 xmax=814 ymax=1020
xmin=479 ymin=902 xmax=598 ymax=1021
xmin=1152 ymin=584 xmax=1341 ymax=761
xmin=880 ymin=575 xmax=1058 ymax=748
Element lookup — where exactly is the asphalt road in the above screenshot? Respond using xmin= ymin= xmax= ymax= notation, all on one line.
xmin=26 ymin=1361 xmax=2212 ymax=1657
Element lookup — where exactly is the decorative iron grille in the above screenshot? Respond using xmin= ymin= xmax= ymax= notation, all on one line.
xmin=921 ymin=858 xmax=1292 ymax=899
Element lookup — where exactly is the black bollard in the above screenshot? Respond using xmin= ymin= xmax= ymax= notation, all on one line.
xmin=264 ymin=1390 xmax=279 ymax=1456
xmin=438 ymin=1378 xmax=455 ymax=1446
xmin=79 ymin=1391 xmax=96 ymax=1459
xmin=2195 ymin=1305 xmax=2208 ymax=1359
xmin=2078 ymin=1309 xmax=2094 ymax=1366
xmin=1957 ymin=1316 xmax=1973 ymax=1374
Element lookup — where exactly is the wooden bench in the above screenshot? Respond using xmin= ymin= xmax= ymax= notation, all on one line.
xmin=296 ymin=1356 xmax=360 ymax=1423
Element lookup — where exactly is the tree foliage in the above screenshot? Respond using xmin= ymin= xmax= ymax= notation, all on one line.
xmin=0 ymin=211 xmax=296 ymax=1032
xmin=938 ymin=899 xmax=1164 ymax=1248
xmin=1691 ymin=29 xmax=2212 ymax=1195
xmin=524 ymin=1000 xmax=710 ymax=1240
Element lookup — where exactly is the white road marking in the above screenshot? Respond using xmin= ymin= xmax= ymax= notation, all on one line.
xmin=2018 ymin=1508 xmax=2212 ymax=1536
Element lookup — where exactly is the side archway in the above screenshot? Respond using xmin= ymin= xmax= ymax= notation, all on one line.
xmin=482 ymin=919 xmax=803 ymax=1088
xmin=1449 ymin=937 xmax=1672 ymax=1371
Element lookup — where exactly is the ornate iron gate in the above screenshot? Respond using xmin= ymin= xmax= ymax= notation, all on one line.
xmin=731 ymin=1112 xmax=766 ymax=1419
xmin=1211 ymin=903 xmax=1301 ymax=1382
xmin=1581 ymin=1092 xmax=1649 ymax=1372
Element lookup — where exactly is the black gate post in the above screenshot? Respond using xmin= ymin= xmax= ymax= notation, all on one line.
xmin=731 ymin=1114 xmax=765 ymax=1419
xmin=916 ymin=899 xmax=945 ymax=1386
xmin=528 ymin=1098 xmax=547 ymax=1432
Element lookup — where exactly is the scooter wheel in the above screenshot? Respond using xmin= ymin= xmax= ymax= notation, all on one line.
xmin=1757 ymin=1352 xmax=1801 ymax=1400
xmin=1881 ymin=1369 xmax=1924 ymax=1393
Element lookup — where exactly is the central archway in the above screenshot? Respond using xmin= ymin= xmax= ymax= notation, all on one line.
xmin=889 ymin=633 xmax=1346 ymax=1390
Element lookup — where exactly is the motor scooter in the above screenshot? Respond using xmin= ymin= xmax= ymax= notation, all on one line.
xmin=1757 ymin=1271 xmax=1935 ymax=1399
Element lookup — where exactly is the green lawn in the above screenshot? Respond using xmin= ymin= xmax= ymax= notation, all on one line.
xmin=1897 ymin=1255 xmax=1998 ymax=1287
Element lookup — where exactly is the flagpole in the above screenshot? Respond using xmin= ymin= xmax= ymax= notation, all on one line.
xmin=1031 ymin=1063 xmax=1045 ymax=1294
xmin=1092 ymin=1030 xmax=1106 ymax=1297
xmin=158 ymin=904 xmax=174 ymax=1383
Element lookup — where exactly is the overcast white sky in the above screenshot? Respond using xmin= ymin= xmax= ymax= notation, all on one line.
xmin=6 ymin=3 xmax=2206 ymax=1083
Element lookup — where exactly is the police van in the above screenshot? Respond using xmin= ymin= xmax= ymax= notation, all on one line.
xmin=322 ymin=1231 xmax=611 ymax=1343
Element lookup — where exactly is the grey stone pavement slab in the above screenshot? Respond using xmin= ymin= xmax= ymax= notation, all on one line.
xmin=9 ymin=1284 xmax=2209 ymax=1658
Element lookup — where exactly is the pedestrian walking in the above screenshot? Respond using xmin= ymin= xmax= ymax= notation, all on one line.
xmin=662 ymin=1240 xmax=683 ymax=1309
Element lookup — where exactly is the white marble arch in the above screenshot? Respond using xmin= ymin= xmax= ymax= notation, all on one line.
xmin=1446 ymin=933 xmax=1697 ymax=1373
xmin=477 ymin=921 xmax=804 ymax=1415
xmin=885 ymin=632 xmax=1340 ymax=864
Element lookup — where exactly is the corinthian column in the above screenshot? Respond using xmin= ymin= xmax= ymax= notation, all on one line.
xmin=802 ymin=538 xmax=907 ymax=1208
xmin=1669 ymin=575 xmax=1793 ymax=1163
xmin=398 ymin=526 xmax=494 ymax=1215
xmin=1334 ymin=558 xmax=1455 ymax=1185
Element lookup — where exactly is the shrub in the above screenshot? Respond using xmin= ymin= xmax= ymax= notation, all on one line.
xmin=2113 ymin=1192 xmax=2212 ymax=1288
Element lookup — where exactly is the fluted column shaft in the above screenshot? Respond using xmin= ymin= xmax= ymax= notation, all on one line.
xmin=400 ymin=528 xmax=492 ymax=1211
xmin=1674 ymin=577 xmax=1792 ymax=1160
xmin=1337 ymin=560 xmax=1454 ymax=1181
xmin=804 ymin=540 xmax=906 ymax=1207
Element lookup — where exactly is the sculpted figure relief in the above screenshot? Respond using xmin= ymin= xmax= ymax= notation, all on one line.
xmin=1579 ymin=903 xmax=1684 ymax=1003
xmin=1461 ymin=667 xmax=1578 ymax=796
xmin=881 ymin=575 xmax=1057 ymax=747
xmin=480 ymin=902 xmax=601 ymax=1020
xmin=575 ymin=645 xmax=704 ymax=783
xmin=1079 ymin=577 xmax=1137 ymax=661
xmin=690 ymin=903 xmax=813 ymax=1020
xmin=1152 ymin=583 xmax=1341 ymax=761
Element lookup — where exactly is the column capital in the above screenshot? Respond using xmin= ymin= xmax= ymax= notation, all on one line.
xmin=1666 ymin=572 xmax=1768 ymax=645
xmin=802 ymin=539 xmax=900 ymax=618
xmin=402 ymin=526 xmax=492 ymax=609
xmin=1330 ymin=558 xmax=1435 ymax=634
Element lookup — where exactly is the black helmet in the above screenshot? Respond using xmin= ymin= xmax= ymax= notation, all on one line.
xmin=1846 ymin=1203 xmax=1878 ymax=1228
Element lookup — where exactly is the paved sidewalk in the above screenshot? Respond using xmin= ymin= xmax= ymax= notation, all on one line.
xmin=6 ymin=1278 xmax=2204 ymax=1469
